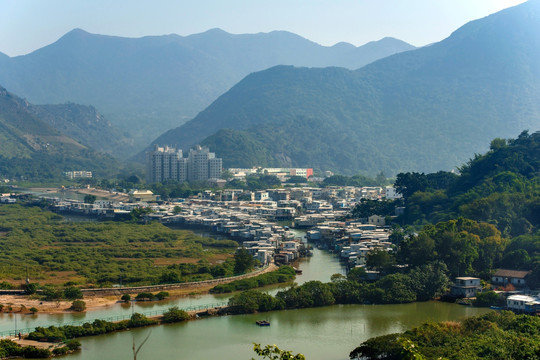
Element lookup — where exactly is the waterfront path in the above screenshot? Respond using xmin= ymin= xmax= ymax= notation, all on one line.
xmin=81 ymin=262 xmax=277 ymax=296
xmin=0 ymin=301 xmax=229 ymax=338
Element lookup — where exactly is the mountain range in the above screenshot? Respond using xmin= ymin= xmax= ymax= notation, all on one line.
xmin=0 ymin=29 xmax=414 ymax=150
xmin=150 ymin=0 xmax=540 ymax=175
xmin=0 ymin=86 xmax=118 ymax=179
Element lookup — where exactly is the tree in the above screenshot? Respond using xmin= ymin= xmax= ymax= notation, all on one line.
xmin=64 ymin=286 xmax=83 ymax=300
xmin=161 ymin=307 xmax=189 ymax=323
xmin=71 ymin=300 xmax=86 ymax=312
xmin=407 ymin=262 xmax=450 ymax=301
xmin=234 ymin=247 xmax=255 ymax=274
xmin=394 ymin=172 xmax=428 ymax=199
xmin=29 ymin=307 xmax=38 ymax=315
xmin=155 ymin=291 xmax=169 ymax=300
xmin=286 ymin=176 xmax=307 ymax=184
xmin=347 ymin=267 xmax=367 ymax=282
xmin=474 ymin=291 xmax=502 ymax=307
xmin=366 ymin=249 xmax=395 ymax=273
xmin=490 ymin=138 xmax=507 ymax=151
xmin=132 ymin=332 xmax=151 ymax=360
xmin=252 ymin=343 xmax=305 ymax=360
xmin=121 ymin=294 xmax=131 ymax=302
xmin=350 ymin=333 xmax=402 ymax=360
xmin=23 ymin=283 xmax=37 ymax=295
xmin=376 ymin=171 xmax=387 ymax=185
xmin=83 ymin=194 xmax=97 ymax=204
xmin=135 ymin=292 xmax=155 ymax=301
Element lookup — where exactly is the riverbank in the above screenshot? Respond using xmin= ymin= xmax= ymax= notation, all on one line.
xmin=0 ymin=263 xmax=278 ymax=315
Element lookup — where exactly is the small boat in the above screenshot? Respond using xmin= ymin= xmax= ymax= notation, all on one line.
xmin=256 ymin=320 xmax=270 ymax=326
xmin=293 ymin=267 xmax=302 ymax=275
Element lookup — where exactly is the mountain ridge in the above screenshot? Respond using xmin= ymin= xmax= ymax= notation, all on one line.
xmin=148 ymin=0 xmax=540 ymax=175
xmin=0 ymin=28 xmax=415 ymax=149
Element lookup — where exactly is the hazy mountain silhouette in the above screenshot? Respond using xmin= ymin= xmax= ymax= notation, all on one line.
xmin=0 ymin=29 xmax=414 ymax=149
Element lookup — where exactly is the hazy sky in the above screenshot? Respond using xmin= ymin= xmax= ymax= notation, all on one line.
xmin=0 ymin=0 xmax=527 ymax=56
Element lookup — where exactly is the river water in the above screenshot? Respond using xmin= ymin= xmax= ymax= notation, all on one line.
xmin=0 ymin=225 xmax=490 ymax=359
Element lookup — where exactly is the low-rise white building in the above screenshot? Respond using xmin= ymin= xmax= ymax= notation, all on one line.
xmin=450 ymin=277 xmax=482 ymax=298
xmin=507 ymin=294 xmax=540 ymax=312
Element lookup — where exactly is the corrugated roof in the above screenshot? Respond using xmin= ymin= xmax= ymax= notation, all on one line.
xmin=493 ymin=269 xmax=531 ymax=278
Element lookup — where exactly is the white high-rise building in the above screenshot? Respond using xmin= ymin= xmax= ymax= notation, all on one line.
xmin=146 ymin=145 xmax=222 ymax=184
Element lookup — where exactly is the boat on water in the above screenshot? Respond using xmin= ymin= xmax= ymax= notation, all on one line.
xmin=256 ymin=320 xmax=270 ymax=326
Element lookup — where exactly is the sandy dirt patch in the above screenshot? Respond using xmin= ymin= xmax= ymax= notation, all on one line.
xmin=0 ymin=263 xmax=279 ymax=315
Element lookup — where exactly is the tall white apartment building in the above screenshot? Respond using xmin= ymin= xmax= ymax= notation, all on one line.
xmin=146 ymin=145 xmax=222 ymax=184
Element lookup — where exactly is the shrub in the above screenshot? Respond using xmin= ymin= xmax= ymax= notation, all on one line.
xmin=128 ymin=313 xmax=157 ymax=328
xmin=66 ymin=339 xmax=82 ymax=351
xmin=0 ymin=282 xmax=15 ymax=290
xmin=121 ymin=294 xmax=131 ymax=302
xmin=155 ymin=291 xmax=169 ymax=300
xmin=64 ymin=286 xmax=83 ymax=300
xmin=29 ymin=307 xmax=38 ymax=314
xmin=23 ymin=283 xmax=37 ymax=294
xmin=71 ymin=300 xmax=86 ymax=312
xmin=0 ymin=339 xmax=22 ymax=357
xmin=22 ymin=346 xmax=51 ymax=358
xmin=474 ymin=291 xmax=503 ymax=307
xmin=52 ymin=346 xmax=69 ymax=356
xmin=161 ymin=306 xmax=189 ymax=323
xmin=135 ymin=292 xmax=155 ymax=301
xmin=41 ymin=286 xmax=63 ymax=301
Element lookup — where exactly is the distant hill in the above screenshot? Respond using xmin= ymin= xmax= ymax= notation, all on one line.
xmin=0 ymin=29 xmax=414 ymax=148
xmin=0 ymin=86 xmax=118 ymax=179
xmin=150 ymin=0 xmax=540 ymax=175
xmin=29 ymin=103 xmax=133 ymax=158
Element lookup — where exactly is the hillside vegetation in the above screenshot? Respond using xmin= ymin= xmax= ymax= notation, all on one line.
xmin=0 ymin=204 xmax=238 ymax=286
xmin=0 ymin=86 xmax=119 ymax=180
xmin=392 ymin=131 xmax=540 ymax=285
xmin=154 ymin=1 xmax=540 ymax=175
xmin=29 ymin=102 xmax=132 ymax=158
xmin=350 ymin=311 xmax=540 ymax=360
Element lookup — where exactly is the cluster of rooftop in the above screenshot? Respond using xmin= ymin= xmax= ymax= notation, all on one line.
xmin=307 ymin=222 xmax=392 ymax=270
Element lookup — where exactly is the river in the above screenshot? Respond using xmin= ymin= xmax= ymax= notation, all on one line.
xmin=0 ymin=225 xmax=490 ymax=359
xmin=65 ymin=302 xmax=488 ymax=360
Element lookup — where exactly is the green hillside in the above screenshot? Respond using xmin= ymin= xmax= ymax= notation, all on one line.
xmin=0 ymin=29 xmax=414 ymax=148
xmin=0 ymin=86 xmax=119 ymax=180
xmin=396 ymin=130 xmax=540 ymax=237
xmin=152 ymin=0 xmax=540 ymax=175
xmin=30 ymin=103 xmax=133 ymax=158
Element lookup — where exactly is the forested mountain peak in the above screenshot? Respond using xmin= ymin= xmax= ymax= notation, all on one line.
xmin=150 ymin=0 xmax=540 ymax=175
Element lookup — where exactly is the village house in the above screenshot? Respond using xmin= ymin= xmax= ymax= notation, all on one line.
xmin=450 ymin=277 xmax=482 ymax=298
xmin=506 ymin=294 xmax=540 ymax=313
xmin=492 ymin=269 xmax=532 ymax=288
